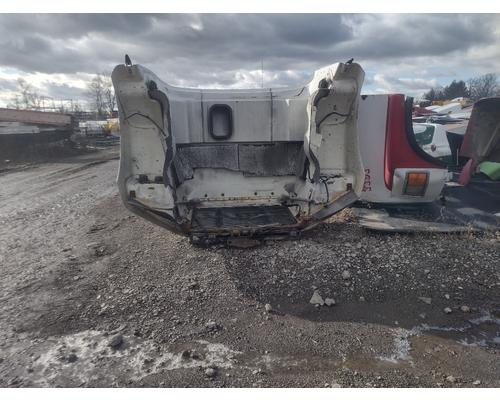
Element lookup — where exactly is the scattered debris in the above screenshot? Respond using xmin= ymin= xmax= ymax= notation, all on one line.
xmin=205 ymin=321 xmax=222 ymax=332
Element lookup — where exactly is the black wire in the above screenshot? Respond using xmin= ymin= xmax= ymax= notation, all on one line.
xmin=319 ymin=176 xmax=329 ymax=201
xmin=123 ymin=112 xmax=168 ymax=139
xmin=316 ymin=110 xmax=350 ymax=127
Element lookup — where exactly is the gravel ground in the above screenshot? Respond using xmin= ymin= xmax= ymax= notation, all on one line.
xmin=0 ymin=148 xmax=499 ymax=388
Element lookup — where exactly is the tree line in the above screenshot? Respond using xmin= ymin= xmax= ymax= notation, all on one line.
xmin=423 ymin=73 xmax=499 ymax=102
xmin=7 ymin=72 xmax=115 ymax=119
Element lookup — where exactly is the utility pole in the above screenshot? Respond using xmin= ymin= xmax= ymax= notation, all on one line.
xmin=261 ymin=59 xmax=264 ymax=88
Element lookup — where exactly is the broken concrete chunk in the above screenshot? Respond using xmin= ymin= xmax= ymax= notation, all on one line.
xmin=324 ymin=298 xmax=336 ymax=306
xmin=309 ymin=290 xmax=324 ymax=306
xmin=108 ymin=334 xmax=123 ymax=349
xmin=418 ymin=297 xmax=432 ymax=305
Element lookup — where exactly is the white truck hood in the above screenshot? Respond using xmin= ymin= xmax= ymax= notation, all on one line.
xmin=112 ymin=59 xmax=364 ymax=244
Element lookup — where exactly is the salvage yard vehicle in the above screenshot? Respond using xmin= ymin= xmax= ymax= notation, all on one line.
xmin=413 ymin=122 xmax=456 ymax=162
xmin=357 ymin=94 xmax=449 ymax=204
xmin=112 ymin=58 xmax=365 ymax=243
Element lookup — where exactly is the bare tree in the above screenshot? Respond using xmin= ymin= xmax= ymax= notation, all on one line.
xmin=104 ymin=80 xmax=116 ymax=116
xmin=86 ymin=72 xmax=115 ymax=118
xmin=468 ymin=73 xmax=498 ymax=101
xmin=7 ymin=95 xmax=22 ymax=110
xmin=7 ymin=79 xmax=43 ymax=110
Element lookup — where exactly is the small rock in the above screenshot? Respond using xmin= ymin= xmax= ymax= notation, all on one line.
xmin=359 ymin=296 xmax=366 ymax=302
xmin=108 ymin=334 xmax=123 ymax=349
xmin=446 ymin=375 xmax=456 ymax=383
xmin=418 ymin=297 xmax=432 ymax=305
xmin=205 ymin=367 xmax=217 ymax=378
xmin=264 ymin=303 xmax=273 ymax=313
xmin=181 ymin=349 xmax=201 ymax=360
xmin=341 ymin=270 xmax=351 ymax=280
xmin=68 ymin=255 xmax=77 ymax=261
xmin=472 ymin=380 xmax=481 ymax=386
xmin=309 ymin=290 xmax=324 ymax=306
xmin=324 ymin=298 xmax=336 ymax=306
xmin=444 ymin=294 xmax=450 ymax=300
xmin=73 ymin=276 xmax=80 ymax=281
xmin=443 ymin=307 xmax=452 ymax=314
xmin=424 ymin=269 xmax=430 ymax=275
xmin=62 ymin=247 xmax=72 ymax=252
xmin=95 ymin=247 xmax=106 ymax=257
xmin=66 ymin=353 xmax=78 ymax=363
xmin=460 ymin=305 xmax=470 ymax=313
xmin=205 ymin=321 xmax=222 ymax=332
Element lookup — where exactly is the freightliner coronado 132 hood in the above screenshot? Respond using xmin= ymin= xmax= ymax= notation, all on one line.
xmin=112 ymin=59 xmax=365 ymax=243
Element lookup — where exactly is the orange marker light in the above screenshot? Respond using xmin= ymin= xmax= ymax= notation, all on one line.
xmin=404 ymin=172 xmax=429 ymax=196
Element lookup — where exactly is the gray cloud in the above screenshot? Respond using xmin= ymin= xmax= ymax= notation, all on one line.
xmin=43 ymin=82 xmax=87 ymax=99
xmin=0 ymin=13 xmax=499 ymax=104
xmin=0 ymin=77 xmax=18 ymax=92
xmin=333 ymin=14 xmax=496 ymax=60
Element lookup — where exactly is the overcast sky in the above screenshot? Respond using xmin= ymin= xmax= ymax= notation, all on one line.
xmin=0 ymin=13 xmax=499 ymax=108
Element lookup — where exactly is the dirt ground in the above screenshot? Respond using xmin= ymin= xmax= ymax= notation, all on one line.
xmin=0 ymin=148 xmax=499 ymax=388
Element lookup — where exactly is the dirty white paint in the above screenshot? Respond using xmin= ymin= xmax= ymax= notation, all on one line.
xmin=112 ymin=61 xmax=365 ymax=234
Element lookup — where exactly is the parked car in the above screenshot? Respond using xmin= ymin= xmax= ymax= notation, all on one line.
xmin=413 ymin=123 xmax=454 ymax=161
